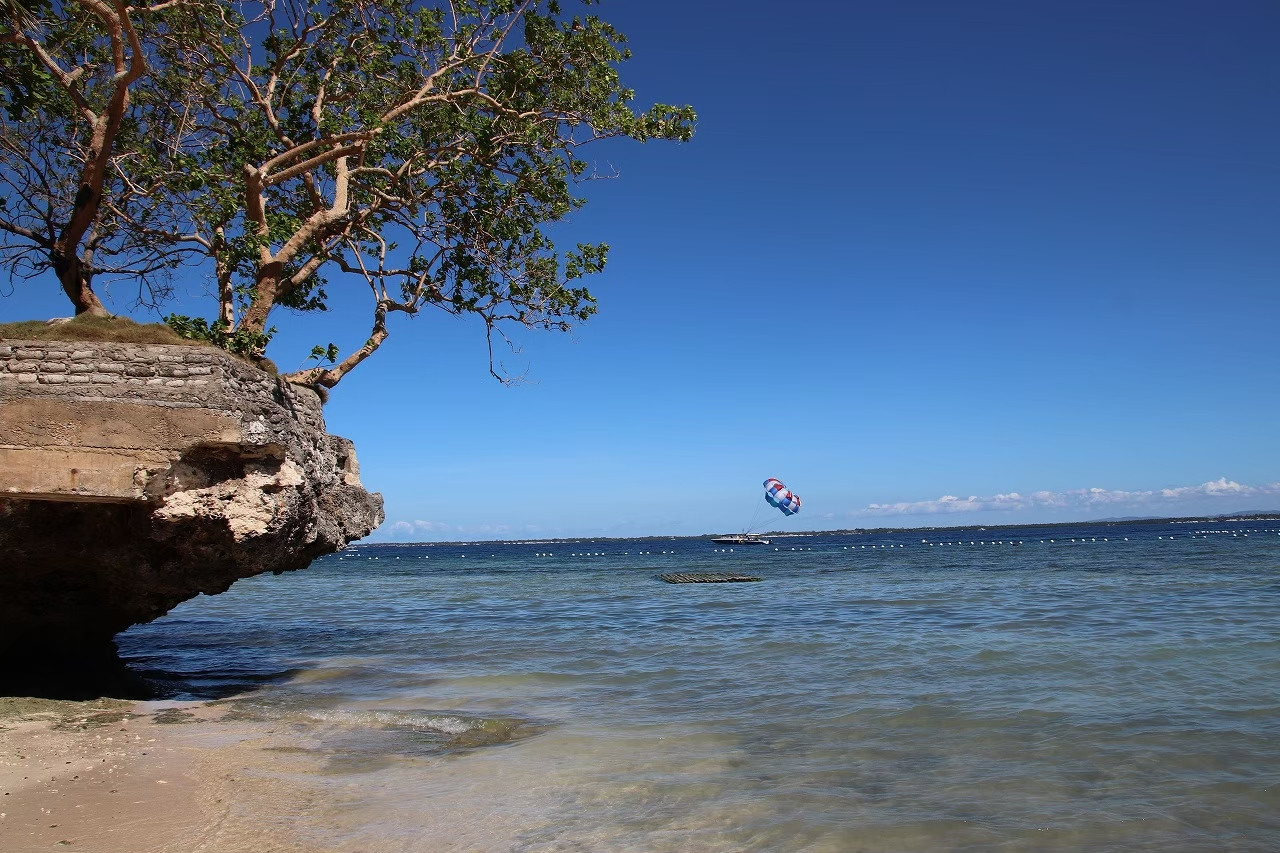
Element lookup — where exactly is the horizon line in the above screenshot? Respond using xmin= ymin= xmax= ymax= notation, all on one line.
xmin=359 ymin=510 xmax=1280 ymax=546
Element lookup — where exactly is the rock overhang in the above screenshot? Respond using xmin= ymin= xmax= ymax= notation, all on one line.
xmin=0 ymin=338 xmax=384 ymax=691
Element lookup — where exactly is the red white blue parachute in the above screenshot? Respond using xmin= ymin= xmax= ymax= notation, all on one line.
xmin=764 ymin=478 xmax=801 ymax=515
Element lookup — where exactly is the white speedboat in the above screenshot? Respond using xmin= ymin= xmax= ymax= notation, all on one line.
xmin=710 ymin=534 xmax=771 ymax=545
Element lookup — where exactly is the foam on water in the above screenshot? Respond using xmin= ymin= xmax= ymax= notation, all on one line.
xmin=301 ymin=708 xmax=484 ymax=735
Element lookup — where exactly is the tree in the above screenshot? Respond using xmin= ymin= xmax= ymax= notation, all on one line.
xmin=146 ymin=0 xmax=694 ymax=388
xmin=0 ymin=0 xmax=192 ymax=315
xmin=2 ymin=1 xmax=38 ymax=31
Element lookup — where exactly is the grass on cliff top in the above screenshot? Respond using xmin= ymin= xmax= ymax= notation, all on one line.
xmin=0 ymin=315 xmax=280 ymax=374
xmin=0 ymin=314 xmax=199 ymax=345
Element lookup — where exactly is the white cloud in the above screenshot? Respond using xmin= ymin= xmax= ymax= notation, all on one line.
xmin=379 ymin=518 xmax=546 ymax=541
xmin=385 ymin=519 xmax=450 ymax=536
xmin=857 ymin=478 xmax=1280 ymax=518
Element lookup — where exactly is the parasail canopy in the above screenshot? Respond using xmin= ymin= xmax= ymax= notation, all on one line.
xmin=764 ymin=477 xmax=801 ymax=515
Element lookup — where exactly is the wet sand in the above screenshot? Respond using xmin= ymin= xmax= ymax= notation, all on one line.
xmin=0 ymin=698 xmax=330 ymax=853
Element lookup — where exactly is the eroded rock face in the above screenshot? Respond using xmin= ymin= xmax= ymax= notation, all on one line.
xmin=0 ymin=340 xmax=384 ymax=691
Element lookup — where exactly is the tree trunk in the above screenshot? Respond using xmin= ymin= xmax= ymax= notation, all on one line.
xmin=236 ymin=261 xmax=283 ymax=352
xmin=54 ymin=252 xmax=108 ymax=316
xmin=16 ymin=1 xmax=147 ymax=318
xmin=214 ymin=228 xmax=234 ymax=327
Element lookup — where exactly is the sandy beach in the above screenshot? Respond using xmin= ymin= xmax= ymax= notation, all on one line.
xmin=0 ymin=698 xmax=331 ymax=853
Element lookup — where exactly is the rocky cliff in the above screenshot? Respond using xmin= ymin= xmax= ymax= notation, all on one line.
xmin=0 ymin=339 xmax=384 ymax=694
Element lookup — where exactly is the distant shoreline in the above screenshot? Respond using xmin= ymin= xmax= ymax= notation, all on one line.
xmin=361 ymin=512 xmax=1280 ymax=548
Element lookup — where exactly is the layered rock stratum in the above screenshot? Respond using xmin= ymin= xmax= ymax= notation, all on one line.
xmin=0 ymin=339 xmax=383 ymax=692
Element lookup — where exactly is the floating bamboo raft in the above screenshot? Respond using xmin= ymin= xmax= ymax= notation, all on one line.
xmin=658 ymin=572 xmax=763 ymax=584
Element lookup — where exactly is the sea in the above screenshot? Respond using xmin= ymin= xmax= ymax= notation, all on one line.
xmin=117 ymin=519 xmax=1280 ymax=852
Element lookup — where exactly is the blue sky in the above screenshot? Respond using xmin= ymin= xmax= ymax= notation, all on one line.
xmin=5 ymin=0 xmax=1279 ymax=539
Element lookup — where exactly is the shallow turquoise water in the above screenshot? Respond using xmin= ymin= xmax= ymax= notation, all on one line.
xmin=119 ymin=521 xmax=1280 ymax=852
